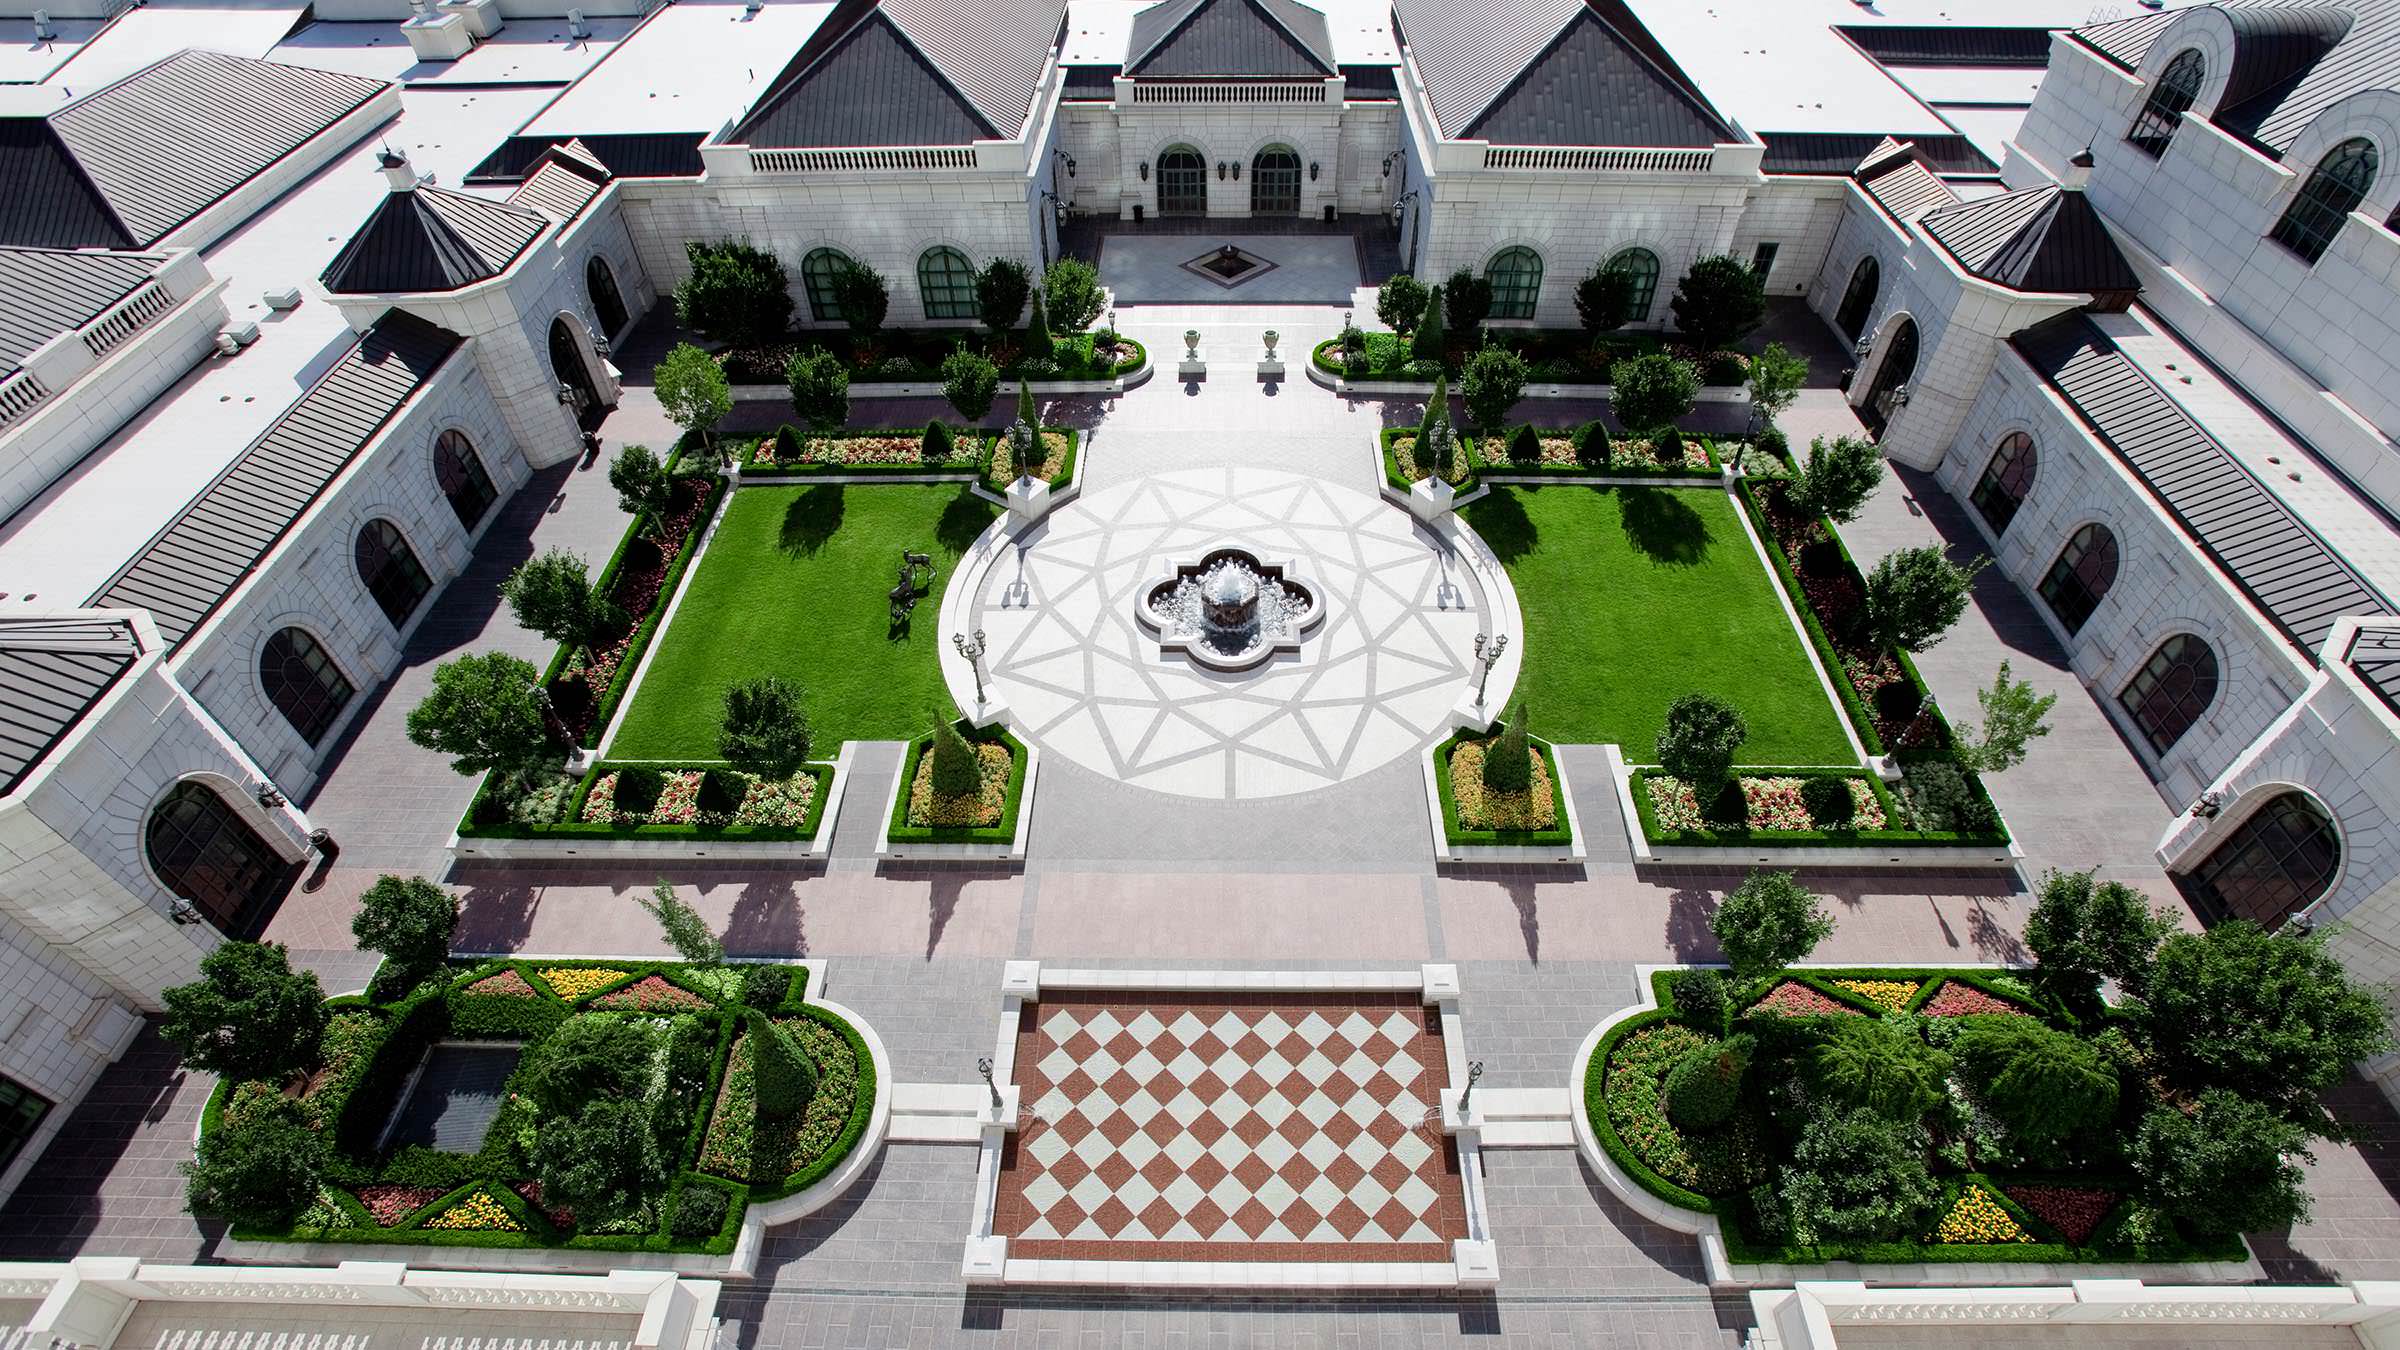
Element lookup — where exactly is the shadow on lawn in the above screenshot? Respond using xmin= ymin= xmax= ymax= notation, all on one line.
xmin=936 ymin=487 xmax=998 ymax=553
xmin=779 ymin=484 xmax=845 ymax=555
xmin=1619 ymin=484 xmax=1709 ymax=564
xmin=1465 ymin=485 xmax=1537 ymax=564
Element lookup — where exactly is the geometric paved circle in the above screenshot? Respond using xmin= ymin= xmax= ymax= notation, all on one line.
xmin=970 ymin=465 xmax=1492 ymax=799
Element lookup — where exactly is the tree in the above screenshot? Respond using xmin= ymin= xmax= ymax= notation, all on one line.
xmin=608 ymin=444 xmax=676 ymax=537
xmin=2022 ymin=868 xmax=2177 ymax=1013
xmin=785 ymin=346 xmax=849 ymax=431
xmin=407 ymin=651 xmax=558 ymax=780
xmin=502 ymin=549 xmax=622 ymax=658
xmin=639 ymin=879 xmax=722 ymax=966
xmin=941 ymin=346 xmax=1000 ymax=423
xmin=1663 ymin=1033 xmax=1753 ymax=1129
xmin=1860 ymin=547 xmax=1983 ymax=652
xmin=829 ymin=259 xmax=888 ymax=335
xmin=1410 ymin=285 xmax=1448 ymax=364
xmin=931 ymin=717 xmax=982 ymax=798
xmin=746 ymin=1009 xmax=818 ymax=1120
xmin=1443 ymin=267 xmax=1492 ymax=335
xmin=352 ymin=875 xmax=457 ymax=1000
xmin=1608 ymin=353 xmax=1699 ymax=435
xmin=1669 ymin=969 xmax=1729 ymax=1033
xmin=184 ymin=1093 xmax=325 ymax=1229
xmin=1024 ymin=289 xmax=1053 ymax=356
xmin=1955 ymin=660 xmax=2058 ymax=775
xmin=1778 ymin=1108 xmax=1943 ymax=1246
xmin=2131 ymin=1089 xmax=2315 ymax=1235
xmin=1711 ymin=869 xmax=1832 ymax=980
xmin=1745 ymin=341 xmax=1806 ymax=428
xmin=674 ymin=239 xmax=791 ymax=349
xmin=522 ymin=1015 xmax=651 ymax=1115
xmin=534 ymin=1098 xmax=667 ymax=1228
xmin=1413 ymin=376 xmax=1455 ymax=478
xmin=1460 ymin=344 xmax=1529 ymax=434
xmin=1954 ymin=1018 xmax=2118 ymax=1146
xmin=1810 ymin=1016 xmax=1951 ymax=1122
xmin=1669 ymin=253 xmax=1767 ymax=353
xmin=718 ymin=674 xmax=812 ymax=776
xmin=1480 ymin=700 xmax=1533 ymax=794
xmin=1015 ymin=379 xmax=1041 ymax=438
xmin=1575 ymin=266 xmax=1634 ymax=337
xmin=162 ymin=942 xmax=328 ymax=1083
xmin=1043 ymin=258 xmax=1104 ymax=332
xmin=653 ymin=342 xmax=731 ymax=452
xmin=976 ymin=257 xmax=1032 ymax=334
xmin=1784 ymin=435 xmax=1884 ymax=524
xmin=1377 ymin=273 xmax=1430 ymax=335
xmin=2141 ymin=921 xmax=2395 ymax=1129
xmin=1656 ymin=691 xmax=1746 ymax=805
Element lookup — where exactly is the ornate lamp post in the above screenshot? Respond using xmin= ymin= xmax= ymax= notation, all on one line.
xmin=977 ymin=1056 xmax=1002 ymax=1112
xmin=954 ymin=629 xmax=989 ymax=704
xmin=1472 ymin=632 xmax=1507 ymax=706
xmin=1459 ymin=1060 xmax=1484 ymax=1115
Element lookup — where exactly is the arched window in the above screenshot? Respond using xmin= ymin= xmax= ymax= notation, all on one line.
xmin=2187 ymin=791 xmax=2340 ymax=927
xmin=355 ymin=519 xmax=431 ymax=628
xmin=916 ymin=247 xmax=977 ymax=321
xmin=1969 ymin=432 xmax=2037 ymax=535
xmin=1835 ymin=255 xmax=1879 ymax=343
xmin=1603 ymin=248 xmax=1659 ymax=325
xmin=1486 ymin=247 xmax=1543 ymax=321
xmin=586 ymin=255 xmax=629 ymax=337
xmin=2118 ymin=633 xmax=2219 ymax=755
xmin=801 ymin=248 xmax=850 ymax=322
xmin=147 ymin=781 xmax=290 ymax=929
xmin=261 ymin=627 xmax=355 ymax=745
xmin=434 ymin=429 xmax=497 ymax=530
xmin=2037 ymin=523 xmax=2119 ymax=635
xmin=2127 ymin=49 xmax=2205 ymax=156
xmin=2270 ymin=137 xmax=2378 ymax=263
xmin=1158 ymin=146 xmax=1207 ymax=215
xmin=1251 ymin=146 xmax=1301 ymax=214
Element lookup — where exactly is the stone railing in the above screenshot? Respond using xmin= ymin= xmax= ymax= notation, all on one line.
xmin=747 ymin=146 xmax=979 ymax=173
xmin=1480 ymin=145 xmax=1717 ymax=173
xmin=79 ymin=283 xmax=178 ymax=361
xmin=0 ymin=369 xmax=51 ymax=427
xmin=1750 ymin=1280 xmax=2400 ymax=1347
xmin=1126 ymin=81 xmax=1327 ymax=103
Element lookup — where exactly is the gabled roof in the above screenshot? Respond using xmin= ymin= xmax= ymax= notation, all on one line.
xmin=0 ymin=50 xmax=391 ymax=250
xmin=1393 ymin=0 xmax=1734 ymax=147
xmin=2076 ymin=0 xmax=2395 ymax=157
xmin=506 ymin=140 xmax=612 ymax=221
xmin=1923 ymin=184 xmax=2141 ymax=294
xmin=1124 ymin=0 xmax=1336 ymax=78
xmin=0 ymin=616 xmax=147 ymax=797
xmin=92 ymin=312 xmax=462 ymax=647
xmin=2344 ymin=624 xmax=2400 ymax=717
xmin=1836 ymin=25 xmax=2056 ymax=68
xmin=465 ymin=133 xmax=706 ymax=185
xmin=1759 ymin=131 xmax=1997 ymax=177
xmin=321 ymin=180 xmax=549 ymax=295
xmin=731 ymin=0 xmax=1066 ymax=148
xmin=1857 ymin=141 xmax=1961 ymax=224
xmin=0 ymin=247 xmax=169 ymax=377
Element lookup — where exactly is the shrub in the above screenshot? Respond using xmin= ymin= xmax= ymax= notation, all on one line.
xmin=671 ymin=1182 xmax=731 ymax=1239
xmin=931 ymin=718 xmax=982 ymax=798
xmin=184 ymin=1093 xmax=324 ymax=1229
xmin=1746 ymin=342 xmax=1807 ymax=426
xmin=785 ymin=347 xmax=849 ymax=432
xmin=352 ymin=876 xmax=457 ymax=1001
xmin=774 ymin=425 xmax=802 ymax=461
xmin=1799 ymin=776 xmax=1854 ymax=828
xmin=1811 ymin=1016 xmax=1950 ymax=1122
xmin=718 ymin=674 xmax=812 ymax=776
xmin=747 ymin=1009 xmax=818 ymax=1120
xmin=1785 ymin=435 xmax=1884 ymax=524
xmin=654 ymin=342 xmax=732 ymax=451
xmin=1401 ymin=358 xmax=1443 ymax=381
xmin=1896 ymin=760 xmax=1996 ymax=834
xmin=1575 ymin=266 xmax=1633 ymax=336
xmin=976 ymin=257 xmax=1031 ymax=333
xmin=2023 ymin=867 xmax=2175 ymax=1013
xmin=674 ymin=239 xmax=791 ymax=349
xmin=1504 ymin=423 xmax=1542 ymax=467
xmin=1443 ymin=267 xmax=1493 ymax=335
xmin=1016 ymin=379 xmax=1040 ymax=438
xmin=1955 ymin=1018 xmax=2118 ymax=1145
xmin=1339 ymin=325 xmax=1369 ymax=376
xmin=1955 ymin=660 xmax=2058 ymax=776
xmin=828 ymin=260 xmax=888 ymax=334
xmin=1778 ymin=1108 xmax=1942 ymax=1245
xmin=614 ymin=765 xmax=666 ymax=816
xmin=2131 ymin=1088 xmax=2315 ymax=1234
xmin=1669 ymin=969 xmax=1729 ymax=1033
xmin=1669 ymin=254 xmax=1767 ymax=353
xmin=1410 ymin=285 xmax=1447 ymax=363
xmin=940 ymin=346 xmax=1000 ymax=422
xmin=1654 ymin=423 xmax=1685 ymax=458
xmin=409 ymin=651 xmax=557 ymax=780
xmin=1663 ymin=1033 xmax=1753 ymax=1130
xmin=1756 ymin=424 xmax=1789 ymax=460
xmin=534 ymin=1097 xmax=667 ymax=1229
xmin=522 ymin=1015 xmax=651 ymax=1115
xmin=1042 ymin=258 xmax=1104 ymax=332
xmin=502 ymin=549 xmax=622 ymax=657
xmin=1024 ymin=289 xmax=1053 ymax=355
xmin=639 ymin=880 xmax=722 ymax=966
xmin=1656 ymin=692 xmax=1746 ymax=804
xmin=1862 ymin=547 xmax=1985 ymax=653
xmin=1461 ymin=344 xmax=1529 ymax=434
xmin=1712 ymin=869 xmax=1831 ymax=981
xmin=696 ymin=768 xmax=742 ymax=814
xmin=740 ymin=964 xmax=793 ymax=1011
xmin=162 ymin=942 xmax=328 ymax=1084
xmin=922 ymin=420 xmax=955 ymax=460
xmin=608 ymin=443 xmax=677 ymax=533
xmin=1571 ymin=420 xmax=1610 ymax=467
xmin=1609 ymin=353 xmax=1699 ymax=433
xmin=1376 ymin=273 xmax=1430 ymax=334
xmin=1480 ymin=702 xmax=1533 ymax=794
xmin=2142 ymin=921 xmax=2395 ymax=1130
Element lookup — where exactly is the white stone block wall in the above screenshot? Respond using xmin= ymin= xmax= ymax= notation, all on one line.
xmin=1092 ymin=102 xmax=1352 ymax=222
xmin=1728 ymin=181 xmax=1846 ymax=301
xmin=0 ymin=907 xmax=141 ymax=1208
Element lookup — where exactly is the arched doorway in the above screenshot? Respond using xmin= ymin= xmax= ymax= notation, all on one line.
xmin=1835 ymin=255 xmax=1879 ymax=344
xmin=549 ymin=315 xmax=605 ymax=427
xmin=147 ymin=780 xmax=293 ymax=931
xmin=586 ymin=255 xmax=629 ymax=339
xmin=1158 ymin=146 xmax=1206 ymax=215
xmin=1859 ymin=317 xmax=1917 ymax=438
xmin=1251 ymin=146 xmax=1300 ymax=215
xmin=2185 ymin=790 xmax=2340 ymax=928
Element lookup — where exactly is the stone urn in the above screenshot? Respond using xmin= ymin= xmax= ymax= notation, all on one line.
xmin=1262 ymin=329 xmax=1280 ymax=360
xmin=1183 ymin=329 xmax=1201 ymax=357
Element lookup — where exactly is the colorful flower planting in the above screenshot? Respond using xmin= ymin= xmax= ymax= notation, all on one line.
xmin=1921 ymin=981 xmax=2029 ymax=1017
xmin=906 ymin=741 xmax=1011 ymax=829
xmin=1930 ymin=1185 xmax=2034 ymax=1244
xmin=1645 ymin=774 xmax=1885 ymax=834
xmin=465 ymin=969 xmax=540 ymax=999
xmin=1831 ymin=979 xmax=1919 ymax=1013
xmin=590 ymin=975 xmax=712 ymax=1011
xmin=1748 ymin=980 xmax=1856 ymax=1017
xmin=697 ymin=1016 xmax=864 ymax=1184
xmin=578 ymin=767 xmax=822 ymax=829
xmin=1448 ymin=740 xmax=1558 ymax=832
xmin=535 ymin=966 xmax=627 ymax=1000
xmin=2004 ymin=1185 xmax=2117 ymax=1244
xmin=357 ymin=1184 xmax=444 ymax=1227
xmin=423 ymin=1189 xmax=523 ymax=1232
xmin=1601 ymin=1024 xmax=1770 ymax=1195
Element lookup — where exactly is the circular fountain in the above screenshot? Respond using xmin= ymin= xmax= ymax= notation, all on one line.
xmin=1137 ymin=547 xmax=1324 ymax=671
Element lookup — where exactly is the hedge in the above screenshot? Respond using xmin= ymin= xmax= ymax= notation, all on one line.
xmin=1472 ymin=432 xmax=1725 ymax=482
xmin=1629 ymin=767 xmax=2010 ymax=850
xmin=733 ymin=425 xmax=982 ymax=480
xmin=884 ymin=722 xmax=1029 ymax=846
xmin=1431 ymin=729 xmax=1575 ymax=850
xmin=1377 ymin=426 xmax=1479 ymax=494
xmin=457 ymin=760 xmax=835 ymax=843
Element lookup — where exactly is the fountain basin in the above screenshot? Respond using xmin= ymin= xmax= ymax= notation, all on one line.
xmin=1135 ymin=547 xmax=1325 ymax=671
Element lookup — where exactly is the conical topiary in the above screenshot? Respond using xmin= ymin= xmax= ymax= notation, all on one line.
xmin=1414 ymin=375 xmax=1450 ymax=474
xmin=774 ymin=424 xmax=802 ymax=462
xmin=1506 ymin=423 xmax=1541 ymax=466
xmin=1016 ymin=380 xmax=1040 ymax=438
xmin=1411 ymin=284 xmax=1447 ymax=364
xmin=1025 ymin=290 xmax=1052 ymax=357
xmin=1572 ymin=419 xmax=1610 ymax=467
xmin=745 ymin=1009 xmax=816 ymax=1121
xmin=930 ymin=717 xmax=982 ymax=798
xmin=922 ymin=420 xmax=954 ymax=460
xmin=1481 ymin=701 xmax=1533 ymax=794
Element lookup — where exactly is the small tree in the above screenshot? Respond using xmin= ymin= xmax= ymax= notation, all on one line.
xmin=2132 ymin=1089 xmax=2316 ymax=1235
xmin=1745 ymin=341 xmax=1807 ymax=428
xmin=785 ymin=347 xmax=849 ymax=432
xmin=1413 ymin=376 xmax=1454 ymax=477
xmin=1480 ymin=700 xmax=1533 ymax=794
xmin=407 ymin=651 xmax=558 ymax=780
xmin=1711 ymin=868 xmax=1832 ymax=980
xmin=1339 ymin=324 xmax=1370 ymax=377
xmin=746 ymin=1009 xmax=818 ymax=1119
xmin=1023 ymin=289 xmax=1053 ymax=357
xmin=653 ymin=342 xmax=732 ymax=452
xmin=522 ymin=1015 xmax=651 ymax=1115
xmin=2023 ymin=868 xmax=2177 ymax=1013
xmin=1043 ymin=258 xmax=1104 ymax=332
xmin=1656 ymin=691 xmax=1746 ymax=805
xmin=1955 ymin=660 xmax=2058 ymax=775
xmin=1663 ymin=1033 xmax=1753 ymax=1129
xmin=1810 ymin=1016 xmax=1951 ymax=1123
xmin=719 ymin=674 xmax=812 ymax=776
xmin=1668 ymin=968 xmax=1729 ymax=1033
xmin=1377 ymin=273 xmax=1430 ymax=335
xmin=183 ymin=1093 xmax=324 ymax=1229
xmin=502 ymin=549 xmax=622 ymax=658
xmin=1460 ymin=344 xmax=1529 ymax=435
xmin=941 ymin=346 xmax=1000 ymax=423
xmin=1443 ymin=267 xmax=1492 ymax=336
xmin=1575 ymin=266 xmax=1634 ymax=337
xmin=1954 ymin=1018 xmax=2119 ymax=1146
xmin=1668 ymin=253 xmax=1767 ymax=353
xmin=829 ymin=259 xmax=889 ymax=336
xmin=674 ymin=239 xmax=792 ymax=349
xmin=638 ymin=879 xmax=722 ymax=966
xmin=930 ymin=717 xmax=982 ymax=798
xmin=1784 ymin=435 xmax=1884 ymax=524
xmin=1608 ymin=353 xmax=1699 ymax=435
xmin=534 ymin=1098 xmax=667 ymax=1228
xmin=2142 ymin=921 xmax=2395 ymax=1129
xmin=976 ymin=257 xmax=1032 ymax=334
xmin=1779 ymin=1109 xmax=1943 ymax=1245
xmin=352 ymin=875 xmax=457 ymax=1000
xmin=608 ymin=444 xmax=676 ymax=537
xmin=1410 ymin=285 xmax=1448 ymax=363
xmin=161 ymin=942 xmax=328 ymax=1083
xmin=1016 ymin=379 xmax=1041 ymax=438
xmin=1860 ymin=547 xmax=1984 ymax=652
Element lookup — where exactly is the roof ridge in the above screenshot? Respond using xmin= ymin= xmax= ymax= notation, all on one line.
xmin=870 ymin=5 xmax=1005 ymax=136
xmin=1451 ymin=1 xmax=1581 ymax=134
xmin=1461 ymin=1 xmax=1733 ymax=144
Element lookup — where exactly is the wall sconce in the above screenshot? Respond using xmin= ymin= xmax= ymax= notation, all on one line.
xmin=168 ymin=898 xmax=204 ymax=926
xmin=1309 ymin=161 xmax=1319 ymax=181
xmin=2189 ymin=789 xmax=2225 ymax=819
xmin=556 ymin=382 xmax=577 ymax=405
xmin=253 ymin=780 xmax=286 ymax=809
xmin=1890 ymin=385 xmax=1912 ymax=408
xmin=1216 ymin=162 xmax=1227 ymax=180
xmin=592 ymin=334 xmax=610 ymax=358
xmin=1138 ymin=160 xmax=1148 ymax=181
xmin=1232 ymin=161 xmax=1241 ymax=180
xmin=1852 ymin=335 xmax=1872 ymax=358
xmin=1381 ymin=151 xmax=1400 ymax=178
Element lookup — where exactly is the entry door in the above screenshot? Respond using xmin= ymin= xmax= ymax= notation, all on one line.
xmin=1861 ymin=319 xmax=1918 ymax=438
xmin=1251 ymin=148 xmax=1300 ymax=215
xmin=1159 ymin=150 xmax=1207 ymax=215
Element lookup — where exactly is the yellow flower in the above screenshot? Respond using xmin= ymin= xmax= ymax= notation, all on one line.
xmin=1832 ymin=978 xmax=1920 ymax=1013
xmin=1930 ymin=1186 xmax=2033 ymax=1244
xmin=538 ymin=966 xmax=627 ymax=1000
xmin=424 ymin=1189 xmax=523 ymax=1232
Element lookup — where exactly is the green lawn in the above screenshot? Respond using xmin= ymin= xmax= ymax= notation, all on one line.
xmin=607 ymin=483 xmax=999 ymax=756
xmin=1463 ymin=484 xmax=1855 ymax=765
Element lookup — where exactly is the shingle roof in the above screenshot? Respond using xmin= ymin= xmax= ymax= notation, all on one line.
xmin=91 ymin=312 xmax=462 ymax=646
xmin=1759 ymin=131 xmax=1997 ymax=176
xmin=0 ymin=247 xmax=168 ymax=377
xmin=1124 ymin=0 xmax=1337 ymax=78
xmin=1394 ymin=0 xmax=1734 ymax=146
xmin=0 ymin=50 xmax=391 ymax=250
xmin=0 ymin=617 xmax=146 ymax=797
xmin=1837 ymin=25 xmax=2056 ymax=67
xmin=321 ymin=181 xmax=548 ymax=295
xmin=2076 ymin=0 xmax=2397 ymax=157
xmin=1923 ymin=184 xmax=2141 ymax=294
xmin=465 ymin=133 xmax=706 ymax=185
xmin=506 ymin=141 xmax=611 ymax=220
xmin=2013 ymin=313 xmax=2394 ymax=656
xmin=731 ymin=0 xmax=1066 ymax=147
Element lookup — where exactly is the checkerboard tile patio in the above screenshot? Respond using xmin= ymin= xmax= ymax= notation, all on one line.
xmin=993 ymin=992 xmax=1466 ymax=1262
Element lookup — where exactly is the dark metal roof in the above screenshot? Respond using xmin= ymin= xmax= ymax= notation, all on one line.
xmin=2345 ymin=624 xmax=2400 ymax=716
xmin=91 ymin=312 xmax=463 ymax=647
xmin=1837 ymin=25 xmax=2057 ymax=67
xmin=1394 ymin=0 xmax=1733 ymax=146
xmin=1760 ymin=131 xmax=1998 ymax=175
xmin=1340 ymin=63 xmax=1398 ymax=96
xmin=1923 ymin=184 xmax=2141 ymax=293
xmin=2077 ymin=0 xmax=2395 ymax=157
xmin=465 ymin=133 xmax=705 ymax=185
xmin=2013 ymin=313 xmax=2394 ymax=657
xmin=1124 ymin=0 xmax=1336 ymax=78
xmin=0 ymin=247 xmax=167 ymax=377
xmin=1062 ymin=64 xmax=1120 ymax=97
xmin=1860 ymin=150 xmax=1961 ymax=223
xmin=0 ymin=617 xmax=145 ymax=797
xmin=730 ymin=0 xmax=1066 ymax=147
xmin=506 ymin=143 xmax=610 ymax=220
xmin=0 ymin=121 xmax=135 ymax=250
xmin=321 ymin=183 xmax=548 ymax=295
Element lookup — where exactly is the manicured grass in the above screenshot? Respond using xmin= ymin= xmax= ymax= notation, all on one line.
xmin=608 ymin=483 xmax=998 ymax=755
xmin=1462 ymin=484 xmax=1854 ymax=764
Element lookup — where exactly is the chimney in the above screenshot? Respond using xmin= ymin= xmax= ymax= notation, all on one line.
xmin=2061 ymin=147 xmax=2095 ymax=191
xmin=380 ymin=146 xmax=418 ymax=192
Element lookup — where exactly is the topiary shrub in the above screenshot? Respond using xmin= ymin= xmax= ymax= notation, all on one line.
xmin=922 ymin=420 xmax=955 ymax=460
xmin=1799 ymin=777 xmax=1855 ymax=829
xmin=746 ymin=1009 xmax=817 ymax=1120
xmin=1411 ymin=285 xmax=1448 ymax=364
xmin=671 ymin=1182 xmax=731 ymax=1239
xmin=1656 ymin=692 xmax=1746 ymax=806
xmin=1712 ymin=869 xmax=1832 ymax=980
xmin=696 ymin=768 xmax=744 ymax=815
xmin=1572 ymin=419 xmax=1610 ymax=467
xmin=1654 ymin=424 xmax=1685 ymax=459
xmin=1668 ymin=969 xmax=1729 ymax=1033
xmin=1479 ymin=702 xmax=1533 ymax=794
xmin=1663 ymin=1033 xmax=1753 ymax=1130
xmin=1954 ymin=1017 xmax=2119 ymax=1146
xmin=1505 ymin=423 xmax=1541 ymax=466
xmin=774 ymin=425 xmax=802 ymax=462
xmin=613 ymin=766 xmax=665 ymax=817
xmin=739 ymin=964 xmax=793 ymax=1011
xmin=930 ymin=719 xmax=982 ymax=798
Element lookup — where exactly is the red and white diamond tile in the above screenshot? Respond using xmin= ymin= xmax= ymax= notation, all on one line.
xmin=992 ymin=992 xmax=1467 ymax=1262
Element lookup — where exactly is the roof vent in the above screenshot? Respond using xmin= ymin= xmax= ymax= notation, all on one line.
xmin=380 ymin=145 xmax=418 ymax=192
xmin=567 ymin=8 xmax=589 ymax=38
xmin=32 ymin=9 xmax=53 ymax=40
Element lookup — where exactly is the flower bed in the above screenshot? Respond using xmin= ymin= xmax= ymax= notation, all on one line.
xmin=696 ymin=1012 xmax=863 ymax=1186
xmin=738 ymin=425 xmax=982 ymax=479
xmin=1379 ymin=426 xmax=1478 ymax=492
xmin=591 ymin=975 xmax=713 ymax=1011
xmin=1448 ymin=739 xmax=1558 ymax=831
xmin=1748 ymin=980 xmax=1857 ymax=1017
xmin=1473 ymin=432 xmax=1719 ymax=479
xmin=1432 ymin=729 xmax=1575 ymax=850
xmin=1314 ymin=330 xmax=1747 ymax=386
xmin=1830 ymin=978 xmax=1919 ymax=1013
xmin=463 ymin=760 xmax=833 ymax=848
xmin=981 ymin=428 xmax=1078 ymax=493
xmin=720 ymin=329 xmax=1142 ymax=385
xmin=1630 ymin=767 xmax=2005 ymax=854
xmin=1923 ymin=982 xmax=2031 ymax=1017
xmin=1930 ymin=1184 xmax=2034 ymax=1244
xmin=905 ymin=741 xmax=1012 ymax=829
xmin=887 ymin=723 xmax=1026 ymax=846
xmin=536 ymin=966 xmax=627 ymax=1000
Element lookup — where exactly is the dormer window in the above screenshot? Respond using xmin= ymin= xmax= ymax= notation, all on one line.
xmin=2126 ymin=49 xmax=2204 ymax=157
xmin=2269 ymin=137 xmax=2378 ymax=264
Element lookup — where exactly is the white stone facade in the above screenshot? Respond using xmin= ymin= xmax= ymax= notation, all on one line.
xmin=0 ymin=908 xmax=143 ymax=1206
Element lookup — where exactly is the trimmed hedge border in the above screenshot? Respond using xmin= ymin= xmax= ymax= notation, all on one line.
xmin=1473 ymin=432 xmax=1723 ymax=482
xmin=979 ymin=427 xmax=1080 ymax=494
xmin=724 ymin=331 xmax=1145 ymax=386
xmin=884 ymin=722 xmax=1030 ymax=846
xmin=1432 ymin=728 xmax=1574 ymax=849
xmin=456 ymin=760 xmax=835 ymax=843
xmin=1310 ymin=331 xmax=1745 ymax=386
xmin=1628 ymin=767 xmax=2010 ymax=850
xmin=1378 ymin=426 xmax=1479 ymax=494
xmin=735 ymin=426 xmax=982 ymax=480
